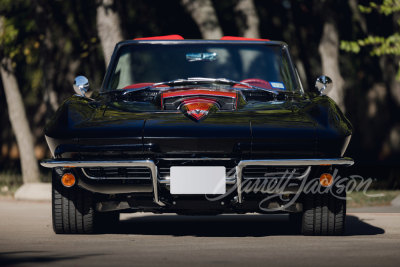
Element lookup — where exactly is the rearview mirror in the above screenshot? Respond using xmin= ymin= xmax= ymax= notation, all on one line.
xmin=73 ymin=76 xmax=89 ymax=96
xmin=186 ymin=52 xmax=217 ymax=62
xmin=315 ymin=76 xmax=333 ymax=95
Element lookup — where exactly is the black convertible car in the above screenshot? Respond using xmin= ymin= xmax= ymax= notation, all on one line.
xmin=41 ymin=35 xmax=354 ymax=236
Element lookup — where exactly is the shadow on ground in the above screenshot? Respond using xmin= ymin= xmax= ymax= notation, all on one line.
xmin=113 ymin=214 xmax=385 ymax=237
xmin=0 ymin=251 xmax=101 ymax=266
xmin=345 ymin=215 xmax=385 ymax=236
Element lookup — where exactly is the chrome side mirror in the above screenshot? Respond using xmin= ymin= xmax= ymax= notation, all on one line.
xmin=73 ymin=76 xmax=89 ymax=96
xmin=315 ymin=76 xmax=333 ymax=95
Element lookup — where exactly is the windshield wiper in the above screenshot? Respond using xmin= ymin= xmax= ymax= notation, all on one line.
xmin=100 ymin=77 xmax=279 ymax=97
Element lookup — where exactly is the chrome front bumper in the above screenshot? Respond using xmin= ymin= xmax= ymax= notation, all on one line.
xmin=41 ymin=157 xmax=354 ymax=206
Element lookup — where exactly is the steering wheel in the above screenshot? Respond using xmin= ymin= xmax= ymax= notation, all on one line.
xmin=240 ymin=78 xmax=270 ymax=85
xmin=235 ymin=78 xmax=272 ymax=89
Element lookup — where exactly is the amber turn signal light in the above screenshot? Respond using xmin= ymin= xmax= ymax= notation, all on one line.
xmin=319 ymin=173 xmax=333 ymax=187
xmin=61 ymin=173 xmax=76 ymax=187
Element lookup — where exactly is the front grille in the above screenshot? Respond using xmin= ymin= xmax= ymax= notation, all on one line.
xmin=82 ymin=167 xmax=151 ymax=179
xmin=158 ymin=167 xmax=171 ymax=179
xmin=242 ymin=166 xmax=308 ymax=179
xmin=82 ymin=164 xmax=308 ymax=180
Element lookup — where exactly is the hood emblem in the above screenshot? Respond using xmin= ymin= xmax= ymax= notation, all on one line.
xmin=179 ymin=97 xmax=219 ymax=122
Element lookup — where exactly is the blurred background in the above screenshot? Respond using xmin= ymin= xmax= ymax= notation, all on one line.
xmin=0 ymin=0 xmax=399 ymax=198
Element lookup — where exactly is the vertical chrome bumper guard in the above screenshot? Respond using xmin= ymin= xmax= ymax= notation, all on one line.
xmin=40 ymin=159 xmax=165 ymax=206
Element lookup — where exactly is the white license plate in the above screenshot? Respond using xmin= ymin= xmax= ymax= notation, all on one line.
xmin=170 ymin=166 xmax=226 ymax=194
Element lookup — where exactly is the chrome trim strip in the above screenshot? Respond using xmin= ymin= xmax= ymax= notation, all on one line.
xmin=156 ymin=158 xmax=234 ymax=161
xmin=237 ymin=158 xmax=354 ymax=167
xmin=235 ymin=158 xmax=354 ymax=203
xmin=40 ymin=159 xmax=165 ymax=206
xmin=41 ymin=159 xmax=157 ymax=168
xmin=81 ymin=168 xmax=152 ymax=180
xmin=158 ymin=179 xmax=170 ymax=184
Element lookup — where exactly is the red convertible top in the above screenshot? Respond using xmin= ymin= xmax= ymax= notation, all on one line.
xmin=134 ymin=35 xmax=184 ymax=40
xmin=134 ymin=35 xmax=270 ymax=41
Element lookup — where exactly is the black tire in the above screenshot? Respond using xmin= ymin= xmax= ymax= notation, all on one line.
xmin=301 ymin=189 xmax=346 ymax=236
xmin=52 ymin=168 xmax=119 ymax=234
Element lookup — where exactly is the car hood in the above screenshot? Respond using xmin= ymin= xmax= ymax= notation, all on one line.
xmin=78 ymin=98 xmax=316 ymax=156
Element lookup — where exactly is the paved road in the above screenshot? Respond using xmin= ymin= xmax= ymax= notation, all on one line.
xmin=0 ymin=200 xmax=399 ymax=267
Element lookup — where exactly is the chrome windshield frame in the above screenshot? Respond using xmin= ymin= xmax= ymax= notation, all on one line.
xmin=100 ymin=40 xmax=301 ymax=94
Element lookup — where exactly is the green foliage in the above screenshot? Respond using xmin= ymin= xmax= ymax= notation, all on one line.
xmin=341 ymin=34 xmax=400 ymax=56
xmin=347 ymin=190 xmax=400 ymax=207
xmin=358 ymin=0 xmax=400 ymax=15
xmin=0 ymin=0 xmax=40 ymax=65
xmin=341 ymin=0 xmax=400 ymax=79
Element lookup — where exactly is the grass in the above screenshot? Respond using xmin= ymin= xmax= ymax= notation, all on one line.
xmin=0 ymin=171 xmax=23 ymax=197
xmin=347 ymin=190 xmax=400 ymax=208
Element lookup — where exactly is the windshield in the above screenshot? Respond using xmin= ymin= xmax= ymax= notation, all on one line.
xmin=105 ymin=43 xmax=298 ymax=92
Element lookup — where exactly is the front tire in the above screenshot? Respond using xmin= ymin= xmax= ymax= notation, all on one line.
xmin=301 ymin=189 xmax=346 ymax=236
xmin=52 ymin=168 xmax=118 ymax=234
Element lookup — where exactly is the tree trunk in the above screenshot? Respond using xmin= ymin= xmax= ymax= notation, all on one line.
xmin=349 ymin=0 xmax=367 ymax=34
xmin=0 ymin=57 xmax=40 ymax=183
xmin=96 ymin=0 xmax=124 ymax=67
xmin=318 ymin=7 xmax=345 ymax=112
xmin=289 ymin=0 xmax=314 ymax=89
xmin=234 ymin=0 xmax=260 ymax=38
xmin=181 ymin=0 xmax=223 ymax=39
xmin=377 ymin=12 xmax=400 ymax=163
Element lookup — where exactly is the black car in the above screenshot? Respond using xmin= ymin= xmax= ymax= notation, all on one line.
xmin=41 ymin=35 xmax=354 ymax=235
